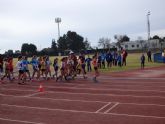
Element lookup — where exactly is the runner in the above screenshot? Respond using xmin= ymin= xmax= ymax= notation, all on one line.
xmin=46 ymin=56 xmax=52 ymax=79
xmin=31 ymin=55 xmax=40 ymax=80
xmin=53 ymin=58 xmax=59 ymax=79
xmin=56 ymin=57 xmax=67 ymax=82
xmin=16 ymin=56 xmax=26 ymax=84
xmin=92 ymin=54 xmax=99 ymax=83
xmin=0 ymin=54 xmax=4 ymax=77
xmin=22 ymin=56 xmax=31 ymax=81
xmin=1 ymin=57 xmax=12 ymax=82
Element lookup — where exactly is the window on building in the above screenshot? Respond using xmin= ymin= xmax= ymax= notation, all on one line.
xmin=137 ymin=44 xmax=139 ymax=48
xmin=125 ymin=45 xmax=128 ymax=49
xmin=132 ymin=45 xmax=135 ymax=48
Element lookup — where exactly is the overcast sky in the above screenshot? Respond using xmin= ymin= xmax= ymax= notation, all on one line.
xmin=0 ymin=0 xmax=165 ymax=53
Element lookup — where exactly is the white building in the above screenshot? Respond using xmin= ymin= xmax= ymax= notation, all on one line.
xmin=111 ymin=39 xmax=165 ymax=51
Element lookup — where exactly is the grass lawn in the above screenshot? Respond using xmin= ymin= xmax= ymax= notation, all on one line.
xmin=100 ymin=53 xmax=164 ymax=72
xmin=12 ymin=53 xmax=164 ymax=73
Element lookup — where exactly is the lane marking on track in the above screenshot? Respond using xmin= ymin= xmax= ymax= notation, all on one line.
xmin=0 ymin=93 xmax=108 ymax=104
xmin=75 ymin=75 xmax=165 ymax=80
xmin=0 ymin=117 xmax=45 ymax=124
xmin=23 ymin=84 xmax=165 ymax=91
xmin=1 ymin=104 xmax=165 ymax=119
xmin=2 ymin=77 xmax=165 ymax=89
xmin=2 ymin=87 xmax=165 ymax=98
xmin=25 ymin=92 xmax=45 ymax=97
xmin=104 ymin=102 xmax=119 ymax=113
xmin=2 ymin=81 xmax=165 ymax=92
xmin=96 ymin=77 xmax=165 ymax=80
xmin=1 ymin=93 xmax=165 ymax=107
xmin=95 ymin=102 xmax=111 ymax=113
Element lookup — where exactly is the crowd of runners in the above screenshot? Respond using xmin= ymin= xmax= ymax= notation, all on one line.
xmin=0 ymin=50 xmax=128 ymax=85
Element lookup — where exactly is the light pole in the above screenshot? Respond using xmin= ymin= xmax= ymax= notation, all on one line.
xmin=55 ymin=17 xmax=61 ymax=40
xmin=147 ymin=11 xmax=151 ymax=41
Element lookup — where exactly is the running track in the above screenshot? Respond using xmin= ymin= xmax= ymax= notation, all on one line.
xmin=0 ymin=66 xmax=165 ymax=124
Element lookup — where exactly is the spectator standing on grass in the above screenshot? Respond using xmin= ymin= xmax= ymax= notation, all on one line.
xmin=85 ymin=55 xmax=92 ymax=72
xmin=147 ymin=50 xmax=152 ymax=62
xmin=113 ymin=51 xmax=118 ymax=66
xmin=122 ymin=50 xmax=128 ymax=66
xmin=101 ymin=52 xmax=106 ymax=69
xmin=141 ymin=53 xmax=145 ymax=69
xmin=117 ymin=52 xmax=122 ymax=67
xmin=106 ymin=51 xmax=113 ymax=68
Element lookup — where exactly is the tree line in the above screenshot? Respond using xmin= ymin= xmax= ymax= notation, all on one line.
xmin=4 ymin=31 xmax=165 ymax=57
xmin=20 ymin=31 xmax=91 ymax=56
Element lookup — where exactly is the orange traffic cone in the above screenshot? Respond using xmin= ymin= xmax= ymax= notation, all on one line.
xmin=38 ymin=84 xmax=44 ymax=92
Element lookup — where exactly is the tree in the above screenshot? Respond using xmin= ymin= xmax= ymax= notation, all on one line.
xmin=67 ymin=31 xmax=85 ymax=52
xmin=114 ymin=35 xmax=122 ymax=49
xmin=29 ymin=44 xmax=37 ymax=55
xmin=122 ymin=35 xmax=130 ymax=42
xmin=151 ymin=35 xmax=165 ymax=51
xmin=5 ymin=50 xmax=13 ymax=56
xmin=51 ymin=39 xmax=58 ymax=52
xmin=57 ymin=34 xmax=69 ymax=52
xmin=21 ymin=43 xmax=29 ymax=55
xmin=114 ymin=35 xmax=130 ymax=50
xmin=21 ymin=43 xmax=37 ymax=56
xmin=57 ymin=31 xmax=86 ymax=52
xmin=98 ymin=37 xmax=111 ymax=49
xmin=152 ymin=35 xmax=160 ymax=40
xmin=84 ymin=38 xmax=91 ymax=49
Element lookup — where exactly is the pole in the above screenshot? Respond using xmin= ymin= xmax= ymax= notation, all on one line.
xmin=55 ymin=18 xmax=61 ymax=40
xmin=147 ymin=11 xmax=150 ymax=41
xmin=147 ymin=11 xmax=151 ymax=49
xmin=57 ymin=23 xmax=60 ymax=40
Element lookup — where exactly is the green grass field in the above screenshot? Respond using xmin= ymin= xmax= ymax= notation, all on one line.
xmin=100 ymin=53 xmax=164 ymax=73
xmin=12 ymin=53 xmax=164 ymax=73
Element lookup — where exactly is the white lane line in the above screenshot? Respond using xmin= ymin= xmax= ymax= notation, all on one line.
xmin=97 ymin=77 xmax=165 ymax=80
xmin=1 ymin=104 xmax=165 ymax=119
xmin=104 ymin=103 xmax=119 ymax=113
xmin=0 ymin=93 xmax=107 ymax=104
xmin=2 ymin=84 xmax=165 ymax=93
xmin=21 ymin=84 xmax=165 ymax=89
xmin=108 ymin=112 xmax=165 ymax=119
xmin=25 ymin=92 xmax=44 ymax=97
xmin=95 ymin=102 xmax=111 ymax=113
xmin=2 ymin=88 xmax=165 ymax=99
xmin=0 ymin=117 xmax=45 ymax=124
xmin=1 ymin=93 xmax=165 ymax=107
